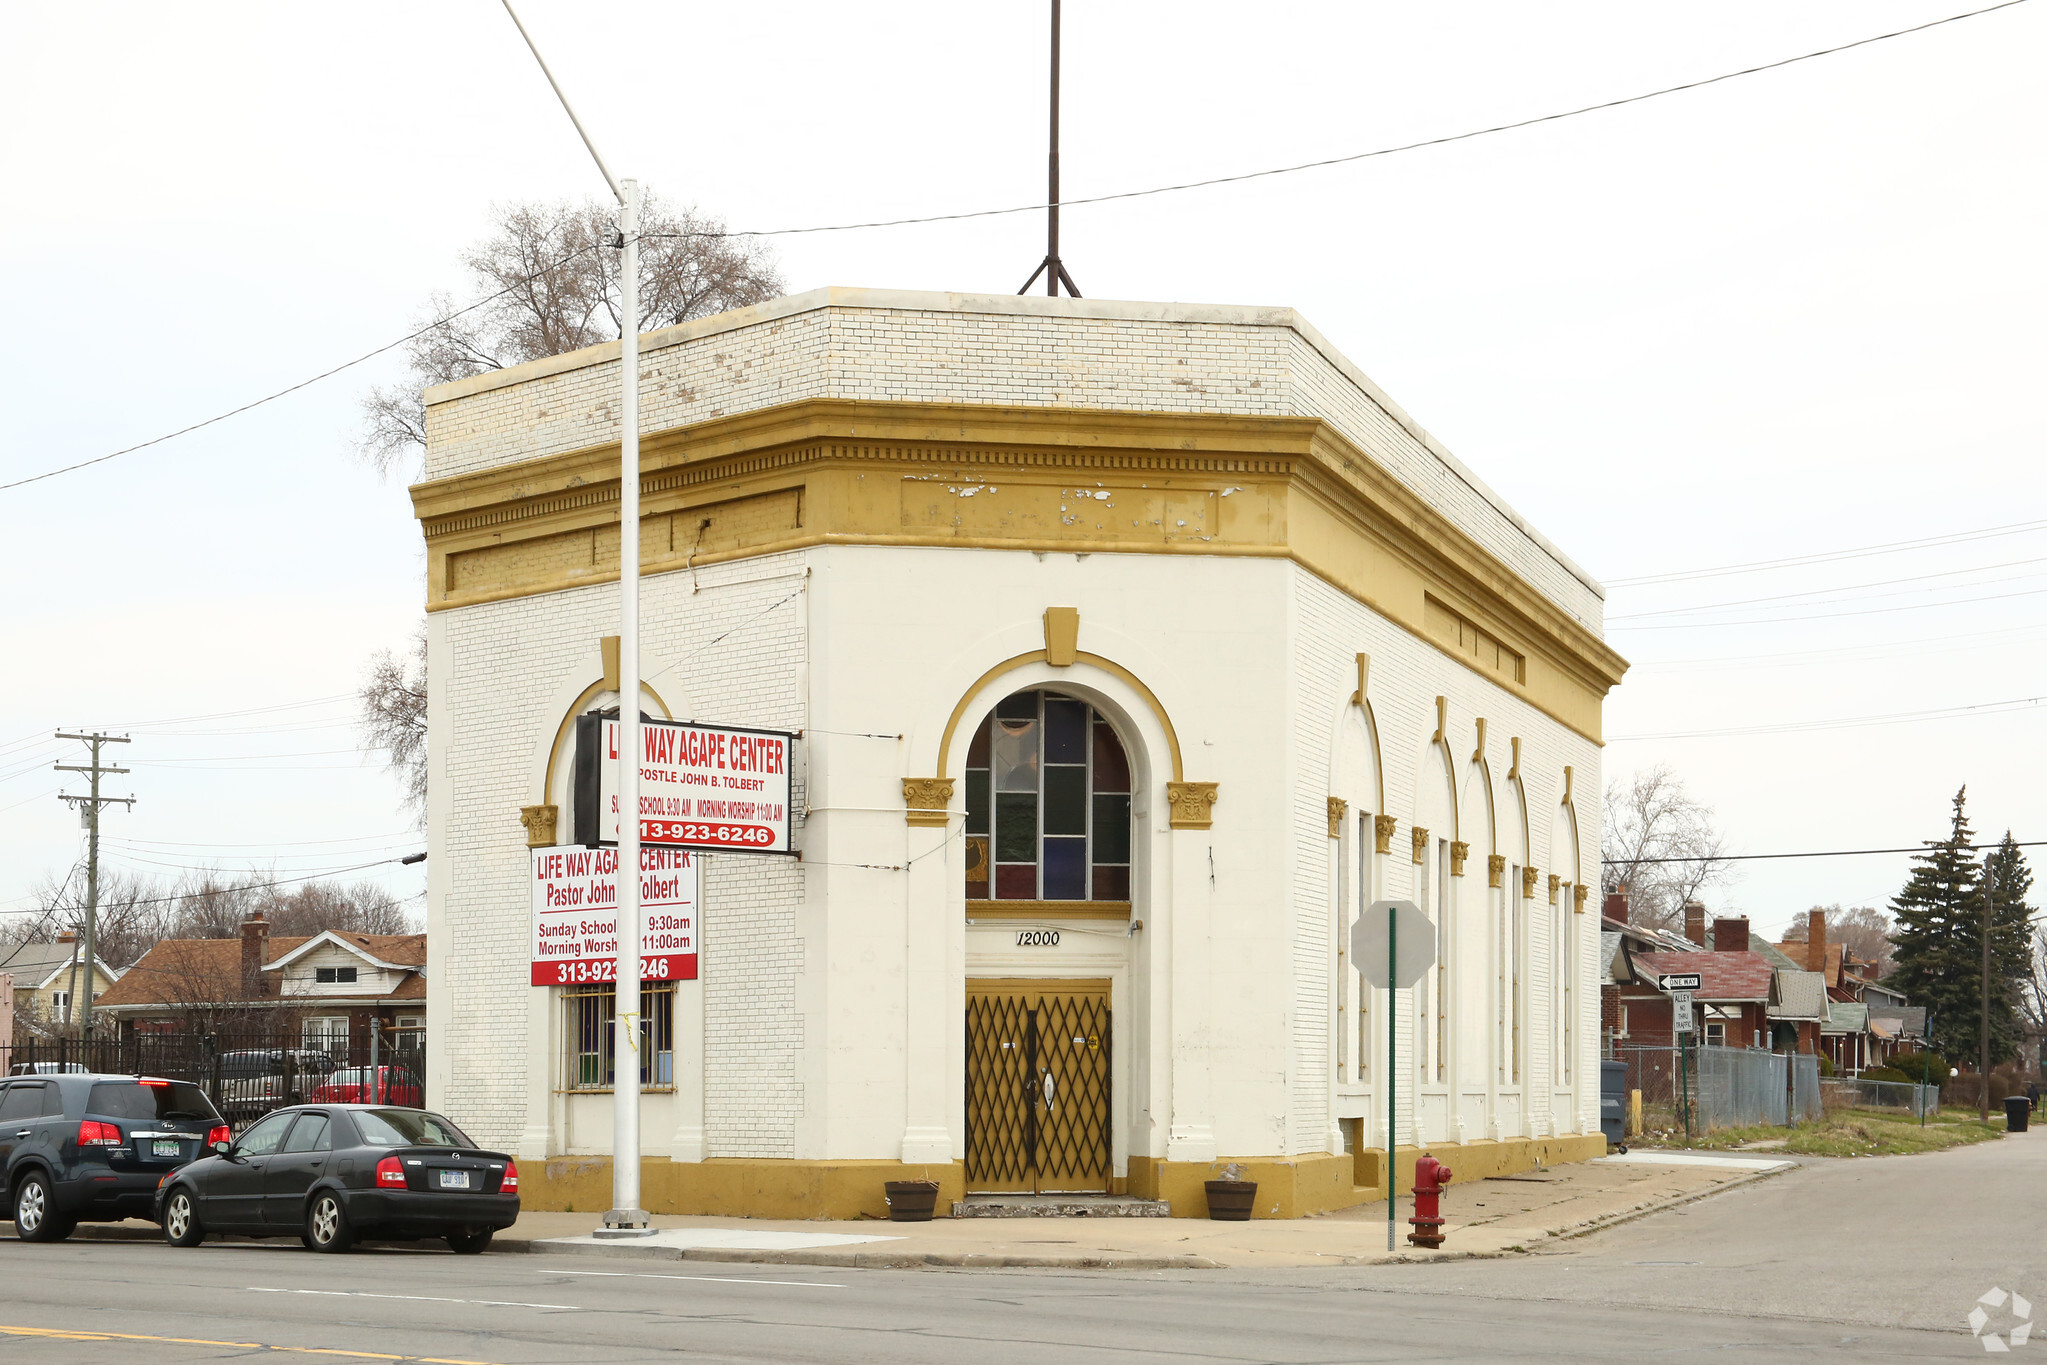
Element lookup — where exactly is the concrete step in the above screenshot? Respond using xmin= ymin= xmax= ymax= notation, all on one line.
xmin=951 ymin=1195 xmax=1171 ymax=1219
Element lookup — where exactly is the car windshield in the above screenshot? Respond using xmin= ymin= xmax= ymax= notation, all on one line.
xmin=220 ymin=1055 xmax=276 ymax=1078
xmin=87 ymin=1081 xmax=221 ymax=1123
xmin=351 ymin=1108 xmax=472 ymax=1148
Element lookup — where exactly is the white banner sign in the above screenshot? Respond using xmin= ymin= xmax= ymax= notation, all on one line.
xmin=530 ymin=845 xmax=697 ymax=986
xmin=595 ymin=718 xmax=795 ymax=855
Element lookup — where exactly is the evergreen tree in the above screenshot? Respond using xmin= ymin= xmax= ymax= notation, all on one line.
xmin=1979 ymin=832 xmax=2036 ymax=1067
xmin=1890 ymin=789 xmax=1984 ymax=1064
xmin=1890 ymin=790 xmax=2037 ymax=1070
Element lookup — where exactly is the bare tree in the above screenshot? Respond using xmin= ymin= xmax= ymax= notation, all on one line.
xmin=1 ymin=866 xmax=171 ymax=969
xmin=1601 ymin=765 xmax=1734 ymax=931
xmin=1782 ymin=903 xmax=1897 ymax=979
xmin=357 ymin=193 xmax=784 ymax=478
xmin=360 ymin=623 xmax=427 ymax=825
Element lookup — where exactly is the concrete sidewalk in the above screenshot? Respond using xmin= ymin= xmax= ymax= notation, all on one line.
xmin=10 ymin=1152 xmax=1788 ymax=1270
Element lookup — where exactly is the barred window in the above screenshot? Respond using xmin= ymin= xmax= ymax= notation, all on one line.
xmin=562 ymin=983 xmax=674 ymax=1091
xmin=963 ymin=690 xmax=1132 ymax=902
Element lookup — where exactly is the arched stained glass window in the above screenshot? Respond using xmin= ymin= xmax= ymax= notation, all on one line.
xmin=963 ymin=690 xmax=1132 ymax=902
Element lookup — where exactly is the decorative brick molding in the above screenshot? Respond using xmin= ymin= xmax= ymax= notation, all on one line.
xmin=1326 ymin=796 xmax=1347 ymax=838
xmin=901 ymin=777 xmax=955 ymax=827
xmin=1411 ymin=825 xmax=1429 ymax=865
xmin=1375 ymin=814 xmax=1396 ymax=855
xmin=1450 ymin=841 xmax=1469 ymax=877
xmin=1166 ymin=781 xmax=1219 ymax=830
xmin=520 ymin=804 xmax=559 ymax=848
xmin=1488 ymin=854 xmax=1506 ymax=888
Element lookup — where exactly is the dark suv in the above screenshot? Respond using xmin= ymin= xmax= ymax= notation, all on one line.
xmin=1 ymin=1073 xmax=228 ymax=1241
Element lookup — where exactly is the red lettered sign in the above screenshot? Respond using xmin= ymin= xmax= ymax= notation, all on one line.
xmin=530 ymin=845 xmax=698 ymax=986
xmin=595 ymin=718 xmax=794 ymax=854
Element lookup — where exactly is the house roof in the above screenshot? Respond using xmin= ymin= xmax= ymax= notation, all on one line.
xmin=1824 ymin=1001 xmax=1870 ymax=1035
xmin=1 ymin=941 xmax=118 ymax=987
xmin=1769 ymin=970 xmax=1831 ymax=1022
xmin=94 ymin=932 xmax=425 ymax=1012
xmin=263 ymin=931 xmax=427 ymax=975
xmin=1601 ymin=931 xmax=1624 ymax=982
xmin=1868 ymin=1006 xmax=1928 ymax=1042
xmin=1631 ymin=949 xmax=1776 ymax=1002
xmin=1750 ymin=936 xmax=1806 ymax=973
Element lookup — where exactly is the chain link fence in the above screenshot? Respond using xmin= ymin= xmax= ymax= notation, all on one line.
xmin=1611 ymin=1042 xmax=1822 ymax=1131
xmin=1822 ymin=1075 xmax=1939 ymax=1117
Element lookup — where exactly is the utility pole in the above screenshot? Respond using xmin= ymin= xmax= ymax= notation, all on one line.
xmin=498 ymin=0 xmax=652 ymax=1238
xmin=1981 ymin=851 xmax=1994 ymax=1122
xmin=55 ymin=731 xmax=134 ymax=1040
xmin=1018 ymin=0 xmax=1081 ymax=297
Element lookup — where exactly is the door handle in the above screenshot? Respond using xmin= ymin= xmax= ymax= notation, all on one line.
xmin=1041 ymin=1071 xmax=1056 ymax=1111
xmin=12 ymin=1130 xmax=28 ymax=1139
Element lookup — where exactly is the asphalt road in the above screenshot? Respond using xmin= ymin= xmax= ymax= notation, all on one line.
xmin=1 ymin=1135 xmax=2037 ymax=1362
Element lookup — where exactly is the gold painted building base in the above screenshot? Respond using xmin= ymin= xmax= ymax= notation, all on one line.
xmin=524 ymin=1133 xmax=1605 ymax=1221
xmin=525 ymin=1157 xmax=965 ymax=1222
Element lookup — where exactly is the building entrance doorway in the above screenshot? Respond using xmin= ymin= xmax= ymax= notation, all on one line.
xmin=964 ymin=979 xmax=1111 ymax=1193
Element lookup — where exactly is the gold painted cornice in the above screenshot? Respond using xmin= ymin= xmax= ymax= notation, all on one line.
xmin=411 ymin=398 xmax=1626 ymax=739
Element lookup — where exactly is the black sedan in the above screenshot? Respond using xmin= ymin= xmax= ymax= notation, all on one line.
xmin=155 ymin=1104 xmax=519 ymax=1253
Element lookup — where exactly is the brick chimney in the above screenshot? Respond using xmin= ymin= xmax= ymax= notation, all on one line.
xmin=240 ymin=913 xmax=269 ymax=998
xmin=1684 ymin=901 xmax=1708 ymax=946
xmin=1713 ymin=915 xmax=1751 ymax=953
xmin=1604 ymin=889 xmax=1631 ymax=923
xmin=1806 ymin=909 xmax=1828 ymax=979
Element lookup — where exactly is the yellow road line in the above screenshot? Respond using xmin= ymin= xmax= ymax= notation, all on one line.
xmin=0 ymin=1324 xmax=500 ymax=1365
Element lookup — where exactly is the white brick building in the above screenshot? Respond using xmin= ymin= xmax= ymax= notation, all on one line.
xmin=413 ymin=288 xmax=1625 ymax=1218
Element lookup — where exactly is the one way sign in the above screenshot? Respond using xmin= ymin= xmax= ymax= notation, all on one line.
xmin=1657 ymin=972 xmax=1702 ymax=992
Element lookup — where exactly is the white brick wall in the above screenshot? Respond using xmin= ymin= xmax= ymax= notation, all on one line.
xmin=423 ymin=290 xmax=1602 ymax=629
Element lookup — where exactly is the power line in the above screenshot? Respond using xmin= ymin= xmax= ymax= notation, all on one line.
xmin=0 ymin=247 xmax=599 ymax=494
xmin=1607 ymin=514 xmax=2047 ymax=588
xmin=1610 ymin=694 xmax=2047 ymax=741
xmin=1608 ymin=581 xmax=2047 ymax=630
xmin=1604 ymin=840 xmax=2047 ymax=866
xmin=0 ymin=856 xmax=422 ymax=912
xmin=659 ymin=0 xmax=2034 ymax=243
xmin=2 ymin=2 xmax=2028 ymax=499
xmin=1628 ymin=621 xmax=2047 ymax=673
xmin=1609 ymin=556 xmax=2047 ymax=621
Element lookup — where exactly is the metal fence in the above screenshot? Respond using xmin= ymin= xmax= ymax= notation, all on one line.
xmin=1822 ymin=1076 xmax=1940 ymax=1117
xmin=1611 ymin=1042 xmax=1822 ymax=1131
xmin=5 ymin=1025 xmax=425 ymax=1132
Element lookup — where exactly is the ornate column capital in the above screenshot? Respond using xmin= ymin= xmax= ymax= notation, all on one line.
xmin=1547 ymin=874 xmax=1561 ymax=905
xmin=1326 ymin=796 xmax=1348 ymax=838
xmin=1375 ymin=814 xmax=1396 ymax=855
xmin=1411 ymin=825 xmax=1429 ymax=865
xmin=901 ymin=777 xmax=954 ymax=827
xmin=519 ymin=804 xmax=558 ymax=849
xmin=1450 ymin=841 xmax=1470 ymax=877
xmin=1167 ymin=781 xmax=1219 ymax=830
xmin=1574 ymin=884 xmax=1590 ymax=914
xmin=1522 ymin=866 xmax=1540 ymax=899
xmin=1488 ymin=853 xmax=1506 ymax=888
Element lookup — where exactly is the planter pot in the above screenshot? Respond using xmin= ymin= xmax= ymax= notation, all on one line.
xmin=1204 ymin=1179 xmax=1257 ymax=1221
xmin=884 ymin=1179 xmax=941 ymax=1222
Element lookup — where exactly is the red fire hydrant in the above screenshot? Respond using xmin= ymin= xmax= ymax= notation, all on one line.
xmin=1408 ymin=1154 xmax=1452 ymax=1249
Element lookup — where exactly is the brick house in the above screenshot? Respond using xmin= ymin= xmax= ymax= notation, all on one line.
xmin=93 ymin=913 xmax=425 ymax=1054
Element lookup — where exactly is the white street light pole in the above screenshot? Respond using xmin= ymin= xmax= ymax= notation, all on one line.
xmin=497 ymin=0 xmax=651 ymax=1237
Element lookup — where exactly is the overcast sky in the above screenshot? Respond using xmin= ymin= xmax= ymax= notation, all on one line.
xmin=2 ymin=1 xmax=2042 ymax=941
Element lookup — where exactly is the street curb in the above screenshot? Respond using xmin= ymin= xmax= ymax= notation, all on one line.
xmin=1543 ymin=1164 xmax=1794 ymax=1245
xmin=496 ymin=1238 xmax=1224 ymax=1271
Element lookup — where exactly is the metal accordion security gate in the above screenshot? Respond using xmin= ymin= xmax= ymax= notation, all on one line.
xmin=964 ymin=980 xmax=1111 ymax=1193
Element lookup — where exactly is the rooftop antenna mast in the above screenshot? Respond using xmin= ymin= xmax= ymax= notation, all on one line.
xmin=1018 ymin=0 xmax=1081 ymax=297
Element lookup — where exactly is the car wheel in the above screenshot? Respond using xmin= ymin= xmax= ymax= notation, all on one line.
xmin=162 ymin=1188 xmax=205 ymax=1247
xmin=13 ymin=1173 xmax=74 ymax=1243
xmin=446 ymin=1229 xmax=494 ymax=1255
xmin=304 ymin=1192 xmax=354 ymax=1253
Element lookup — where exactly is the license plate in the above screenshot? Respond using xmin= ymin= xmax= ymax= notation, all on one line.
xmin=152 ymin=1140 xmax=182 ymax=1158
xmin=437 ymin=1169 xmax=471 ymax=1190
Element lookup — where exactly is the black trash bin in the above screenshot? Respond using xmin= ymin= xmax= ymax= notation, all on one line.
xmin=2006 ymin=1095 xmax=2030 ymax=1133
xmin=1601 ymin=1059 xmax=1629 ymax=1152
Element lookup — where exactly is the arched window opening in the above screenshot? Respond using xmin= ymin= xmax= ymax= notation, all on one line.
xmin=963 ymin=690 xmax=1132 ymax=902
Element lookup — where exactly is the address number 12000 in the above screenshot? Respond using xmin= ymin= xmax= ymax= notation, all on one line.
xmin=640 ymin=820 xmax=777 ymax=846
